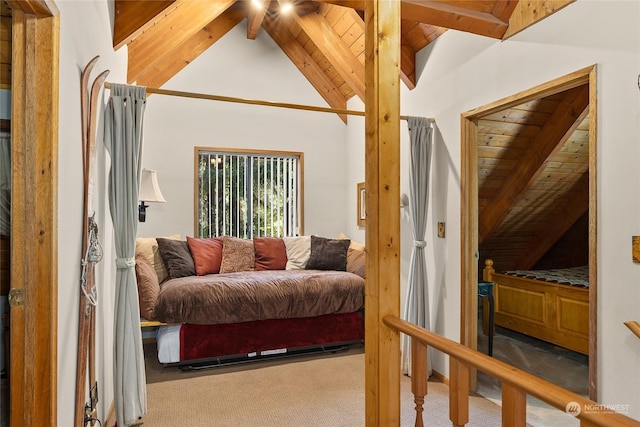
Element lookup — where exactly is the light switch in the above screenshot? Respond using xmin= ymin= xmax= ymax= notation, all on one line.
xmin=438 ymin=222 xmax=445 ymax=238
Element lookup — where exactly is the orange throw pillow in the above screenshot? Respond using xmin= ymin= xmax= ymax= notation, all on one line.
xmin=186 ymin=236 xmax=223 ymax=275
xmin=253 ymin=237 xmax=287 ymax=271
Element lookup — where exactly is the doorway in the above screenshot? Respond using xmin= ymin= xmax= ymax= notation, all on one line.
xmin=460 ymin=65 xmax=598 ymax=400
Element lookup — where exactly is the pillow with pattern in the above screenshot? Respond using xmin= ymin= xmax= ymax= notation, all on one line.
xmin=220 ymin=236 xmax=255 ymax=273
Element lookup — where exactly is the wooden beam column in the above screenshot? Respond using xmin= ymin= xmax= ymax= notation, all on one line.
xmin=364 ymin=1 xmax=401 ymax=426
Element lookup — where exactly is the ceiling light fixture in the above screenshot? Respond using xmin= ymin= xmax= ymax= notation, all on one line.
xmin=251 ymin=0 xmax=263 ymax=9
xmin=279 ymin=1 xmax=293 ymax=13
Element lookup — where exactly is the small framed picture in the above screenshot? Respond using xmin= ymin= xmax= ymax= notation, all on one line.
xmin=357 ymin=182 xmax=365 ymax=227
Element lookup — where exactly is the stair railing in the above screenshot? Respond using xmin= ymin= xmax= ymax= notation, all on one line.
xmin=383 ymin=315 xmax=640 ymax=427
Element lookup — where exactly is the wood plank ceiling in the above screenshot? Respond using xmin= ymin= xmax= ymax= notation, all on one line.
xmin=113 ymin=0 xmax=582 ymax=270
xmin=113 ymin=0 xmax=527 ymax=114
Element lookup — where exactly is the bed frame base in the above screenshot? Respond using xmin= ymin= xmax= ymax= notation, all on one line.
xmin=177 ymin=341 xmax=361 ymax=371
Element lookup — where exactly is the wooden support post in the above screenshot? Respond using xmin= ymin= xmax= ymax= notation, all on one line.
xmin=502 ymin=382 xmax=527 ymax=427
xmin=450 ymin=358 xmax=470 ymax=427
xmin=363 ymin=0 xmax=401 ymax=426
xmin=411 ymin=338 xmax=428 ymax=427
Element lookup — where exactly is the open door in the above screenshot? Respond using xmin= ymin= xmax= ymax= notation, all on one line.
xmin=460 ymin=65 xmax=598 ymax=399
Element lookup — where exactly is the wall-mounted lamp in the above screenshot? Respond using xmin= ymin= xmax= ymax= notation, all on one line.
xmin=138 ymin=168 xmax=166 ymax=222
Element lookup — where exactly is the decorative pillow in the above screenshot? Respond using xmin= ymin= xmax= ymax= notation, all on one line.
xmin=186 ymin=236 xmax=223 ymax=275
xmin=337 ymin=232 xmax=365 ymax=251
xmin=283 ymin=236 xmax=311 ymax=270
xmin=156 ymin=238 xmax=196 ymax=279
xmin=135 ymin=254 xmax=160 ymax=321
xmin=347 ymin=248 xmax=366 ymax=279
xmin=135 ymin=234 xmax=180 ymax=283
xmin=219 ymin=236 xmax=255 ymax=273
xmin=306 ymin=235 xmax=350 ymax=271
xmin=253 ymin=237 xmax=287 ymax=271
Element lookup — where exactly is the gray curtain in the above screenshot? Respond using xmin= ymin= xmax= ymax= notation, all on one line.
xmin=0 ymin=132 xmax=10 ymax=236
xmin=104 ymin=83 xmax=147 ymax=426
xmin=402 ymin=117 xmax=434 ymax=375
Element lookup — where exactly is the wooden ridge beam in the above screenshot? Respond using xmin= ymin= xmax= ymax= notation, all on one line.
xmin=478 ymin=85 xmax=589 ymax=245
xmin=246 ymin=0 xmax=269 ymax=40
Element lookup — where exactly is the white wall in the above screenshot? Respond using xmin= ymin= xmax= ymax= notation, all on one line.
xmin=57 ymin=1 xmax=127 ymax=424
xmin=138 ymin=24 xmax=349 ymax=241
xmin=345 ymin=0 xmax=640 ymax=417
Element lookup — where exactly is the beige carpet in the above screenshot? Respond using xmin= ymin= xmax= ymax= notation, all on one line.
xmin=143 ymin=349 xmax=505 ymax=426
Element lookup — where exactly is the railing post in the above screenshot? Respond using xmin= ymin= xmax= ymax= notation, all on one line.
xmin=502 ymin=382 xmax=526 ymax=426
xmin=450 ymin=358 xmax=470 ymax=427
xmin=411 ymin=337 xmax=428 ymax=427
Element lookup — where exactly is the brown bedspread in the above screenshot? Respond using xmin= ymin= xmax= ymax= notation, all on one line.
xmin=154 ymin=269 xmax=365 ymax=325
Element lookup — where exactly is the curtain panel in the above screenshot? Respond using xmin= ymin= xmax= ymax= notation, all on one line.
xmin=104 ymin=83 xmax=147 ymax=426
xmin=402 ymin=117 xmax=434 ymax=376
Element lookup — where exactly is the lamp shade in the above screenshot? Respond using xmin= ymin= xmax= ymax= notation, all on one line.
xmin=139 ymin=169 xmax=166 ymax=203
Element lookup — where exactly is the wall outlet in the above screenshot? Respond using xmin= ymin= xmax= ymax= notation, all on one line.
xmin=438 ymin=222 xmax=445 ymax=238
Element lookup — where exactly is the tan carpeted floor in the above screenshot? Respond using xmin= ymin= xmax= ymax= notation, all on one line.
xmin=143 ymin=345 xmax=506 ymax=426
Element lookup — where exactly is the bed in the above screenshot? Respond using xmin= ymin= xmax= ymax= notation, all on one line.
xmin=482 ymin=259 xmax=589 ymax=355
xmin=135 ymin=235 xmax=367 ymax=366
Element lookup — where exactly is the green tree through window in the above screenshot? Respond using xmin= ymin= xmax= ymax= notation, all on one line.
xmin=196 ymin=148 xmax=302 ymax=238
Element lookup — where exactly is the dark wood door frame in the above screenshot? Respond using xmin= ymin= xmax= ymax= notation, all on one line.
xmin=460 ymin=65 xmax=598 ymax=399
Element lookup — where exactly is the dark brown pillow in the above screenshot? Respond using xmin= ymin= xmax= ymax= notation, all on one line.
xmin=135 ymin=255 xmax=160 ymax=320
xmin=347 ymin=248 xmax=366 ymax=279
xmin=156 ymin=238 xmax=196 ymax=279
xmin=253 ymin=237 xmax=287 ymax=271
xmin=306 ymin=235 xmax=350 ymax=271
xmin=186 ymin=236 xmax=223 ymax=275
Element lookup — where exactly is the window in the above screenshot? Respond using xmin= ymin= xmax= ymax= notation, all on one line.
xmin=195 ymin=147 xmax=303 ymax=238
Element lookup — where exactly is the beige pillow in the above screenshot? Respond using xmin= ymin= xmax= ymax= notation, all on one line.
xmin=135 ymin=234 xmax=180 ymax=283
xmin=337 ymin=232 xmax=365 ymax=251
xmin=283 ymin=236 xmax=311 ymax=270
xmin=219 ymin=236 xmax=255 ymax=273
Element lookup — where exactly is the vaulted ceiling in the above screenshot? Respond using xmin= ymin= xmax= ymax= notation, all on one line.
xmin=113 ymin=0 xmax=583 ymax=269
xmin=113 ymin=0 xmax=574 ymax=120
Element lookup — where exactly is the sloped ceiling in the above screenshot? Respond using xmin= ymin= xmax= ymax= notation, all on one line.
xmin=112 ymin=0 xmax=583 ymax=268
xmin=113 ymin=0 xmax=573 ymax=115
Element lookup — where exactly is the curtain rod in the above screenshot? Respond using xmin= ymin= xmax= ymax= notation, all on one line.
xmin=103 ymin=82 xmax=434 ymax=123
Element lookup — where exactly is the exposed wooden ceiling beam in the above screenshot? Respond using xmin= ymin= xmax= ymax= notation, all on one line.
xmin=127 ymin=0 xmax=237 ymax=83
xmin=491 ymin=0 xmax=519 ymax=23
xmin=113 ymin=0 xmax=176 ymax=50
xmin=290 ymin=3 xmax=366 ymax=101
xmin=478 ymin=85 xmax=589 ymax=245
xmin=136 ymin=7 xmax=245 ymax=89
xmin=503 ymin=0 xmax=574 ymax=39
xmin=263 ymin=14 xmax=348 ymax=123
xmin=400 ymin=44 xmax=416 ymax=89
xmin=401 ymin=0 xmax=508 ymax=39
xmin=514 ymin=172 xmax=589 ymax=269
xmin=246 ymin=0 xmax=270 ymax=40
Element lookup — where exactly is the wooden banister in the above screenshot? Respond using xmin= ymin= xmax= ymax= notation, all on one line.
xmin=384 ymin=315 xmax=640 ymax=427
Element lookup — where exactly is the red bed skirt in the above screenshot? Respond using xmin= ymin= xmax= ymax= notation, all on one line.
xmin=179 ymin=311 xmax=364 ymax=362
